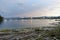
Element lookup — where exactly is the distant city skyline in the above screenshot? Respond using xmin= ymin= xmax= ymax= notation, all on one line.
xmin=0 ymin=0 xmax=60 ymax=18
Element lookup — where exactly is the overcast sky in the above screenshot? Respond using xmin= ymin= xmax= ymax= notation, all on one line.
xmin=0 ymin=0 xmax=60 ymax=18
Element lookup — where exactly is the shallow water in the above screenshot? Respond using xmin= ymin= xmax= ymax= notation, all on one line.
xmin=0 ymin=19 xmax=59 ymax=29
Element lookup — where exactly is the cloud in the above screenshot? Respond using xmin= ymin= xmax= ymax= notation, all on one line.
xmin=17 ymin=0 xmax=60 ymax=17
xmin=0 ymin=0 xmax=60 ymax=17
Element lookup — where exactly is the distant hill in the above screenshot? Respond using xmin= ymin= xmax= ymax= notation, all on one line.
xmin=4 ymin=16 xmax=60 ymax=20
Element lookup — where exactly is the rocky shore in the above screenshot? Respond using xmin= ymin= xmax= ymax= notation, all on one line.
xmin=0 ymin=27 xmax=59 ymax=40
xmin=0 ymin=28 xmax=40 ymax=40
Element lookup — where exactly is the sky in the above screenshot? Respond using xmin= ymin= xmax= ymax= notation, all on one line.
xmin=0 ymin=0 xmax=60 ymax=18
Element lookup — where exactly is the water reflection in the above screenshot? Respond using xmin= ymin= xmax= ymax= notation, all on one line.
xmin=0 ymin=19 xmax=59 ymax=29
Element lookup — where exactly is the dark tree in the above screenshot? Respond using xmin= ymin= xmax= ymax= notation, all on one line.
xmin=0 ymin=15 xmax=3 ymax=23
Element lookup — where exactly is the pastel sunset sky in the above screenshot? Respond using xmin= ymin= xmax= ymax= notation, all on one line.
xmin=0 ymin=0 xmax=60 ymax=18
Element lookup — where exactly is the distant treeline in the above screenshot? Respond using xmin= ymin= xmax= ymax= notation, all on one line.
xmin=36 ymin=16 xmax=60 ymax=19
xmin=5 ymin=16 xmax=60 ymax=20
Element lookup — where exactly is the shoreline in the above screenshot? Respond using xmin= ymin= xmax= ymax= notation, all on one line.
xmin=0 ymin=26 xmax=57 ymax=40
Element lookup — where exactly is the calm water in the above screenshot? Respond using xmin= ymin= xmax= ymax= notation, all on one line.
xmin=0 ymin=19 xmax=59 ymax=29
